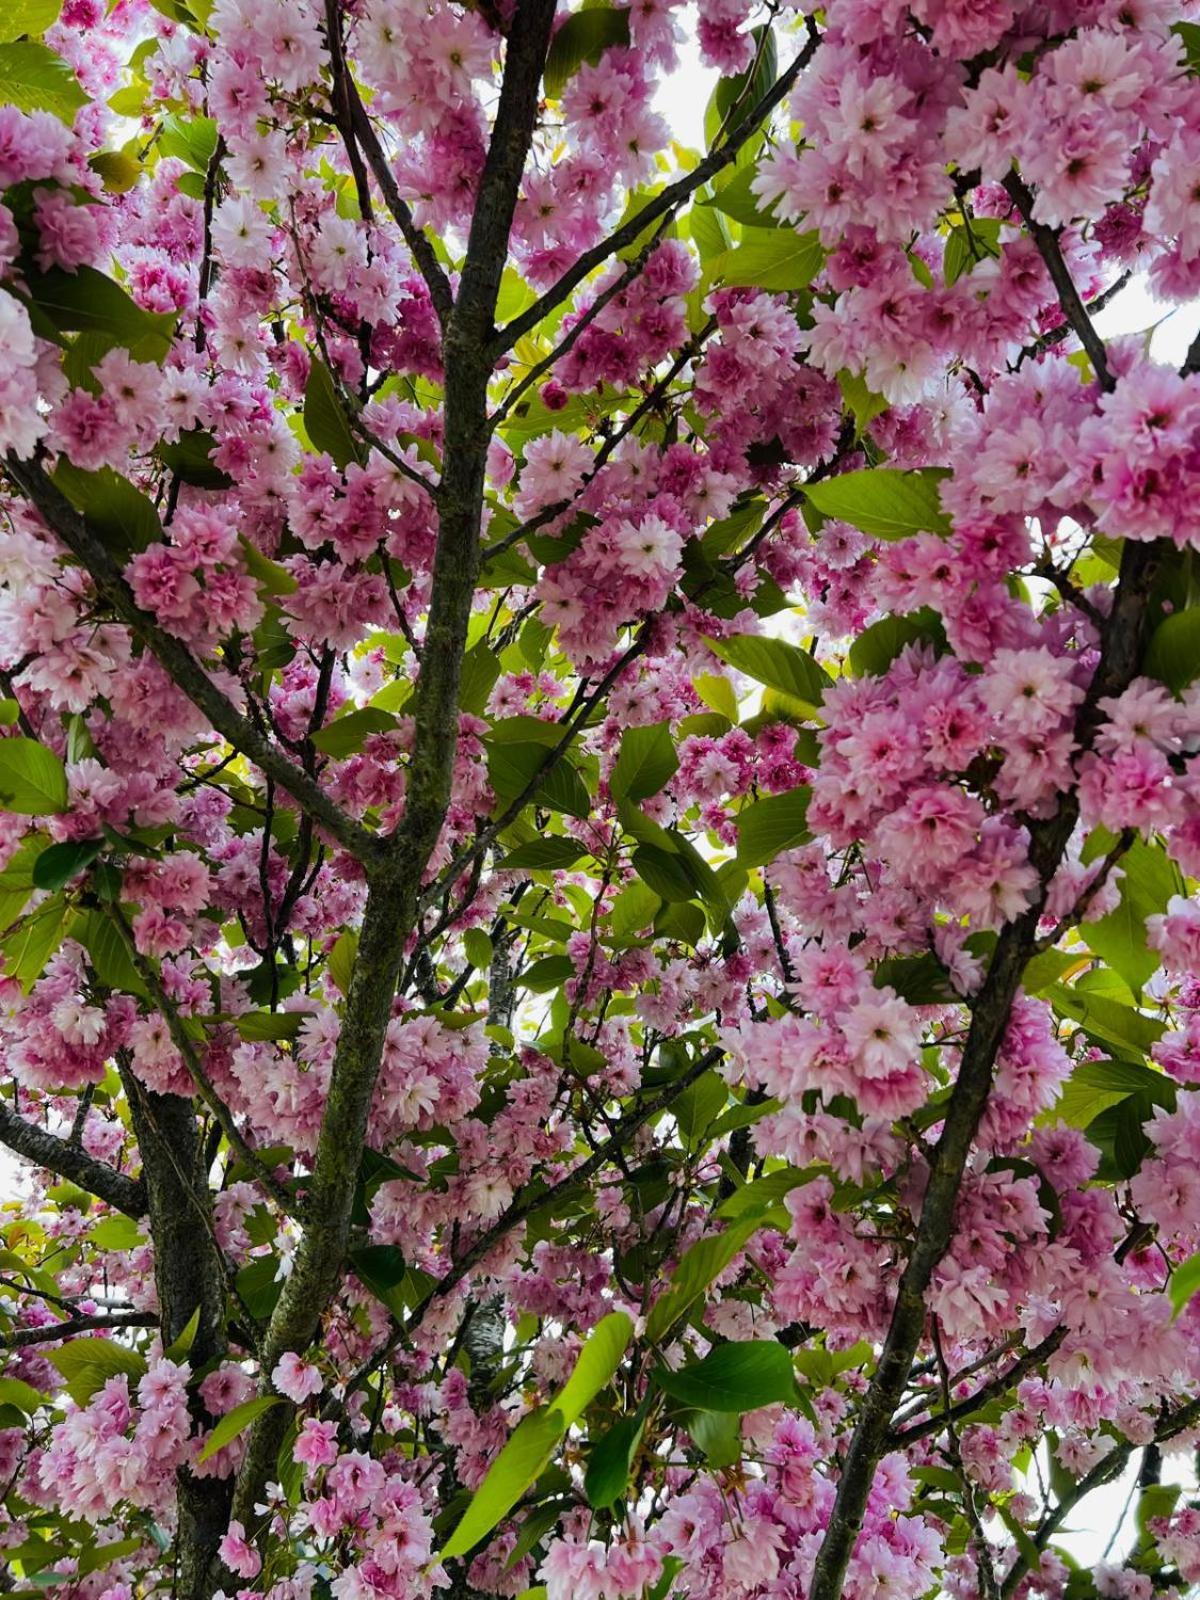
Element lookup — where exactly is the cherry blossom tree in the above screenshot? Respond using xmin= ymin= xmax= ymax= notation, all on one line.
xmin=2 ymin=1 xmax=1200 ymax=1598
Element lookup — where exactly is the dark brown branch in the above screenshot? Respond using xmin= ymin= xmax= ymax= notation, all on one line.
xmin=339 ymin=72 xmax=454 ymax=326
xmin=115 ymin=1063 xmax=232 ymax=1600
xmin=108 ymin=905 xmax=297 ymax=1217
xmin=2 ymin=455 xmax=377 ymax=865
xmin=1003 ymin=171 xmax=1114 ymax=390
xmin=493 ymin=20 xmax=822 ymax=355
xmin=890 ymin=1325 xmax=1067 ymax=1448
xmin=1 ymin=1311 xmax=157 ymax=1348
xmin=0 ymin=1100 xmax=146 ymax=1217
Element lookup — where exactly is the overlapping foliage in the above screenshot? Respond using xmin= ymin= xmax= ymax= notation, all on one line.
xmin=1 ymin=2 xmax=1200 ymax=1600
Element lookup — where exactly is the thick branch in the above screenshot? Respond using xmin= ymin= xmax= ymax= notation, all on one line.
xmin=0 ymin=1100 xmax=146 ymax=1217
xmin=493 ymin=21 xmax=822 ymax=355
xmin=3 ymin=456 xmax=377 ymax=865
xmin=226 ymin=1 xmax=560 ymax=1547
xmin=806 ymin=206 xmax=1162 ymax=1600
xmin=117 ymin=1065 xmax=232 ymax=1600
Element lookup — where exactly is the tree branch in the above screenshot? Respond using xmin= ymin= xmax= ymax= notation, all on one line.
xmin=334 ymin=47 xmax=454 ymax=326
xmin=0 ymin=1100 xmax=146 ymax=1217
xmin=108 ymin=905 xmax=298 ymax=1218
xmin=2 ymin=455 xmax=378 ymax=865
xmin=1000 ymin=1392 xmax=1200 ymax=1597
xmin=889 ymin=1325 xmax=1067 ymax=1448
xmin=327 ymin=1044 xmax=727 ymax=1412
xmin=805 ymin=199 xmax=1164 ymax=1600
xmin=492 ymin=20 xmax=822 ymax=356
xmin=226 ymin=0 xmax=560 ymax=1548
xmin=1002 ymin=172 xmax=1114 ymax=390
xmin=0 ymin=1311 xmax=157 ymax=1348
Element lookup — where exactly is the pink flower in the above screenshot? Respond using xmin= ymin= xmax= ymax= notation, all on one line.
xmin=218 ymin=1521 xmax=261 ymax=1580
xmin=271 ymin=1351 xmax=324 ymax=1403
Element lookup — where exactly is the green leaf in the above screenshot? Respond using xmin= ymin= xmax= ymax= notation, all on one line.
xmin=157 ymin=112 xmax=217 ymax=172
xmin=673 ymin=1070 xmax=727 ymax=1149
xmin=611 ymin=723 xmax=678 ymax=804
xmin=459 ymin=642 xmax=502 ymax=717
xmin=716 ymin=1166 xmax=813 ymax=1219
xmin=634 ymin=844 xmax=694 ymax=902
xmin=849 ymin=609 xmax=945 ymax=677
xmin=440 ymin=1313 xmax=633 ymax=1560
xmin=487 ymin=741 xmax=590 ymax=819
xmin=303 ymin=357 xmax=363 ymax=470
xmin=502 ymin=838 xmax=586 ymax=871
xmin=0 ymin=40 xmax=86 ymax=119
xmin=235 ymin=1011 xmax=312 ymax=1041
xmin=543 ymin=4 xmax=631 ymax=98
xmin=463 ymin=928 xmax=493 ymax=969
xmin=1 ymin=893 xmax=69 ymax=989
xmin=608 ymin=879 xmax=660 ymax=940
xmin=734 ymin=788 xmax=811 ymax=868
xmin=554 ymin=1311 xmax=634 ymax=1423
xmin=0 ymin=0 xmax=62 ymax=40
xmin=74 ymin=909 xmax=148 ymax=997
xmin=89 ymin=1215 xmax=144 ymax=1251
xmin=646 ymin=1214 xmax=767 ymax=1343
xmin=703 ymin=634 xmax=830 ymax=712
xmin=49 ymin=1337 xmax=148 ymax=1407
xmin=327 ymin=929 xmax=357 ymax=995
xmin=1175 ymin=19 xmax=1200 ymax=72
xmin=873 ymin=952 xmax=956 ymax=1004
xmin=0 ymin=738 xmax=67 ymax=814
xmin=440 ymin=1407 xmax=563 ymax=1561
xmin=76 ymin=1537 xmax=145 ymax=1577
xmin=703 ymin=164 xmax=779 ymax=228
xmin=239 ymin=536 xmax=298 ymax=596
xmin=1048 ymin=985 xmax=1165 ymax=1059
xmin=310 ymin=707 xmax=398 ymax=757
xmin=163 ymin=1305 xmax=201 ymax=1362
xmin=1143 ymin=607 xmax=1200 ymax=694
xmin=1052 ymin=1058 xmax=1173 ymax=1130
xmin=349 ymin=1244 xmax=426 ymax=1319
xmin=654 ymin=1340 xmax=796 ymax=1412
xmin=53 ymin=462 xmax=162 ymax=556
xmin=517 ymin=954 xmax=575 ymax=992
xmin=198 ymin=1394 xmax=282 ymax=1462
xmin=32 ymin=838 xmax=101 ymax=891
xmin=805 ymin=468 xmax=952 ymax=539
xmin=156 ymin=427 xmax=233 ymax=489
xmin=236 ymin=1254 xmax=283 ymax=1319
xmin=943 ymin=218 xmax=1001 ymax=285
xmin=23 ymin=265 xmax=173 ymax=345
xmin=1083 ymin=836 xmax=1183 ymax=993
xmin=711 ymin=228 xmax=824 ymax=292
xmin=684 ymin=1406 xmax=742 ymax=1466
xmin=1169 ymin=1253 xmax=1200 ymax=1319
xmin=0 ymin=833 xmax=45 ymax=929
xmin=0 ymin=1375 xmax=45 ymax=1413
xmin=585 ymin=1412 xmax=645 ymax=1509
